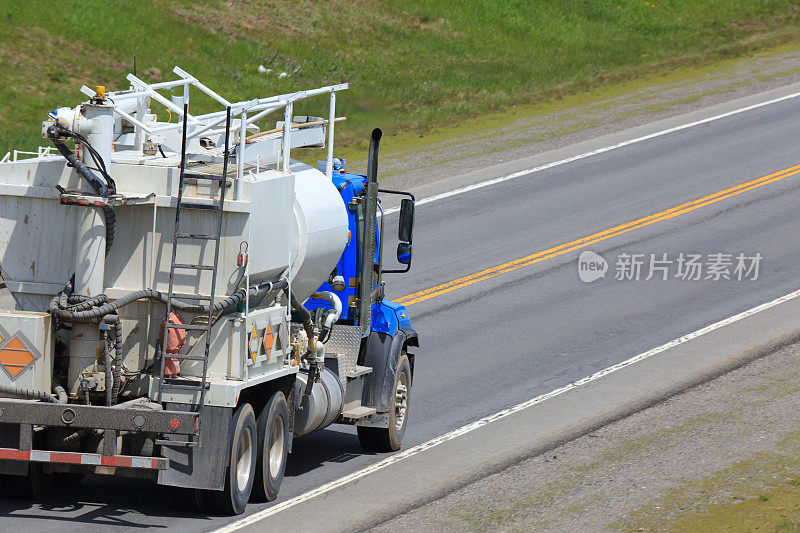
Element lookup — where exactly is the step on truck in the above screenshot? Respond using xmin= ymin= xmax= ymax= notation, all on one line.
xmin=0 ymin=67 xmax=418 ymax=514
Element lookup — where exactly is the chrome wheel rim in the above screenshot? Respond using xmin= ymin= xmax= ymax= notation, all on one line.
xmin=268 ymin=414 xmax=285 ymax=479
xmin=236 ymin=426 xmax=253 ymax=491
xmin=394 ymin=373 xmax=408 ymax=432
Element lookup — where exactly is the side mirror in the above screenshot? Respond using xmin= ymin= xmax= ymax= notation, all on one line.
xmin=397 ymin=242 xmax=412 ymax=265
xmin=398 ymin=198 xmax=414 ymax=243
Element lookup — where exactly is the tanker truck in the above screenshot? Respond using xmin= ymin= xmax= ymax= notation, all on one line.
xmin=0 ymin=67 xmax=418 ymax=515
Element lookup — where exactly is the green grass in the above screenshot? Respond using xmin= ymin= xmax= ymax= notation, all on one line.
xmin=616 ymin=431 xmax=800 ymax=532
xmin=2 ymin=1 xmax=800 ymax=159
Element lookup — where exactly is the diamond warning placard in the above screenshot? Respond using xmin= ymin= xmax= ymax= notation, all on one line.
xmin=0 ymin=334 xmax=38 ymax=380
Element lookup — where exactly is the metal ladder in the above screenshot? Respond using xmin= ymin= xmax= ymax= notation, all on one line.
xmin=156 ymin=105 xmax=232 ymax=423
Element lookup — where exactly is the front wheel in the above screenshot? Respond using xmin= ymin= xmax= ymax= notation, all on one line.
xmin=203 ymin=402 xmax=257 ymax=515
xmin=251 ymin=390 xmax=290 ymax=502
xmin=358 ymin=352 xmax=411 ymax=452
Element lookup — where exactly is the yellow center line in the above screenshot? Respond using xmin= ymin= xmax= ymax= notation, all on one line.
xmin=397 ymin=163 xmax=800 ymax=306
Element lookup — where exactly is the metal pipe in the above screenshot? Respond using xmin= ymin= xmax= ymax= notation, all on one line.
xmin=326 ymin=92 xmax=336 ymax=179
xmin=237 ymin=111 xmax=247 ymax=190
xmin=243 ymin=105 xmax=280 ymax=128
xmin=173 ymin=66 xmax=233 ymax=107
xmin=126 ymin=73 xmax=201 ymax=124
xmin=133 ymin=94 xmax=150 ymax=150
xmin=282 ymin=102 xmax=293 ymax=172
xmin=114 ymin=105 xmax=153 ymax=135
xmin=310 ymin=291 xmax=342 ymax=331
xmin=67 ymin=103 xmax=113 ymax=395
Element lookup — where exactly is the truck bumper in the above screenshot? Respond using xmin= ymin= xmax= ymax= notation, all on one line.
xmin=0 ymin=398 xmax=198 ymax=475
xmin=0 ymin=398 xmax=199 ymax=434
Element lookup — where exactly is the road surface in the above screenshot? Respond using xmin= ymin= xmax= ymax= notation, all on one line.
xmin=4 ymin=85 xmax=800 ymax=531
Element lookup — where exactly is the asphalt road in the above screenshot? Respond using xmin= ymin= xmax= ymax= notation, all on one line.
xmin=4 ymin=88 xmax=800 ymax=531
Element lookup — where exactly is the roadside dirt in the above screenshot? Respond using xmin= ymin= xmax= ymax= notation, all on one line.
xmin=373 ymin=45 xmax=800 ymax=192
xmin=369 ymin=341 xmax=800 ymax=532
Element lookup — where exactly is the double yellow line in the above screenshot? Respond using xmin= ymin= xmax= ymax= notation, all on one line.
xmin=397 ymin=163 xmax=800 ymax=306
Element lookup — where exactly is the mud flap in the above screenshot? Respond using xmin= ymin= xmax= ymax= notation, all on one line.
xmin=158 ymin=405 xmax=231 ymax=490
xmin=358 ymin=327 xmax=417 ymax=426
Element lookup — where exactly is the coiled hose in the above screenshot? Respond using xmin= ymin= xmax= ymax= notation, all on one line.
xmin=48 ymin=279 xmax=288 ymax=404
xmin=52 ymin=381 xmax=68 ymax=403
xmin=0 ymin=383 xmax=59 ymax=404
xmin=49 ymin=279 xmax=288 ymax=322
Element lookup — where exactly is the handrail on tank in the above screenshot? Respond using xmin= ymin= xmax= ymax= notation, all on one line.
xmin=79 ymin=66 xmax=348 ymax=180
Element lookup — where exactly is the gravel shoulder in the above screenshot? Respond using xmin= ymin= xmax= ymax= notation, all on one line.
xmin=369 ymin=340 xmax=800 ymax=532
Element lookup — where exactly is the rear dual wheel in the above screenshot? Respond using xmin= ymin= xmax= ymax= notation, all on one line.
xmin=204 ymin=402 xmax=257 ymax=515
xmin=251 ymin=391 xmax=290 ymax=502
xmin=201 ymin=391 xmax=290 ymax=515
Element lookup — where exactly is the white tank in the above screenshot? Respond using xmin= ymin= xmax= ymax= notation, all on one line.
xmin=288 ymin=163 xmax=349 ymax=302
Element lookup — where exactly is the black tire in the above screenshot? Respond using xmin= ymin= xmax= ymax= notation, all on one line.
xmin=358 ymin=352 xmax=411 ymax=452
xmin=203 ymin=403 xmax=257 ymax=515
xmin=1 ymin=463 xmax=51 ymax=499
xmin=172 ymin=487 xmax=202 ymax=513
xmin=250 ymin=391 xmax=290 ymax=502
xmin=53 ymin=473 xmax=85 ymax=487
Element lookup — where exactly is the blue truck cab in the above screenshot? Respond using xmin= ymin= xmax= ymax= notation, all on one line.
xmin=305 ymin=129 xmax=418 ymax=452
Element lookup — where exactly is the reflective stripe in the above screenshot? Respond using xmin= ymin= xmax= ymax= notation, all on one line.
xmin=49 ymin=452 xmax=83 ymax=464
xmin=81 ymin=454 xmax=102 ymax=466
xmin=0 ymin=449 xmax=30 ymax=461
xmin=0 ymin=447 xmax=168 ymax=470
xmin=131 ymin=456 xmax=152 ymax=469
xmin=29 ymin=450 xmax=50 ymax=462
xmin=101 ymin=456 xmax=132 ymax=468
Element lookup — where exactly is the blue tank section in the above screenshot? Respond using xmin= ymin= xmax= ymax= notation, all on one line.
xmin=305 ymin=166 xmax=410 ymax=338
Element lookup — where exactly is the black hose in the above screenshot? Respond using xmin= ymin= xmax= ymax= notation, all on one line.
xmin=111 ymin=318 xmax=123 ymax=405
xmin=102 ymin=204 xmax=116 ymax=255
xmin=304 ymin=365 xmax=318 ymax=396
xmin=51 ymin=138 xmax=112 ymax=197
xmin=47 ymin=126 xmax=116 ymax=255
xmin=49 ymin=279 xmax=288 ymax=405
xmin=50 ymin=280 xmax=289 ymax=323
xmin=288 ymin=290 xmax=315 ymax=354
xmin=0 ymin=383 xmax=59 ymax=403
xmin=103 ymin=338 xmax=113 ymax=406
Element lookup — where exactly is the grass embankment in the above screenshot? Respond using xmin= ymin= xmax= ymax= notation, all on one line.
xmin=620 ymin=432 xmax=800 ymax=532
xmin=1 ymin=1 xmax=800 ymax=161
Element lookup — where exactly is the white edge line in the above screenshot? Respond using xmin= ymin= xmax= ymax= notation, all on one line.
xmin=382 ymin=89 xmax=800 ymax=216
xmin=212 ymin=286 xmax=800 ymax=533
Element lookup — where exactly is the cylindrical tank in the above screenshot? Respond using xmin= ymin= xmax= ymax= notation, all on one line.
xmin=288 ymin=165 xmax=349 ymax=302
xmin=293 ymin=367 xmax=344 ymax=436
xmin=68 ymin=101 xmax=115 ymax=396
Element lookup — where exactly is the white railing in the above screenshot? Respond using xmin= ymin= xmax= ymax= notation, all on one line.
xmin=1 ymin=146 xmax=58 ymax=163
xmin=80 ymin=66 xmax=348 ymax=181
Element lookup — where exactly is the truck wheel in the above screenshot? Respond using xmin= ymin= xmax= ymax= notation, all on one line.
xmin=251 ymin=391 xmax=290 ymax=502
xmin=358 ymin=352 xmax=411 ymax=452
xmin=2 ymin=464 xmax=51 ymax=499
xmin=205 ymin=402 xmax=257 ymax=515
